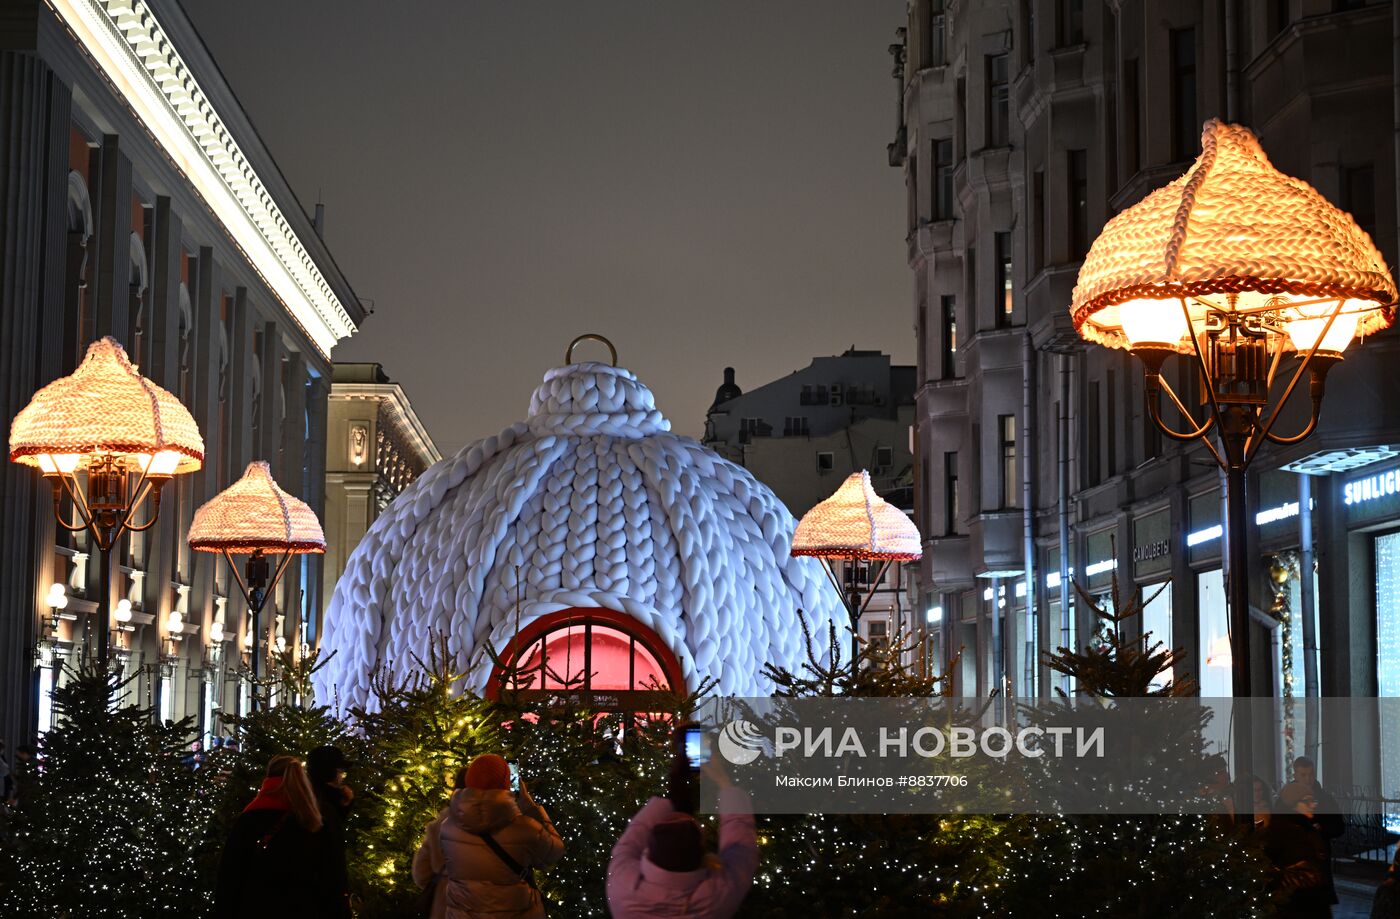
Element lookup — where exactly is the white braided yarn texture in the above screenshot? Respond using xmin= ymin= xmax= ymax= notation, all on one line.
xmin=314 ymin=362 xmax=843 ymax=710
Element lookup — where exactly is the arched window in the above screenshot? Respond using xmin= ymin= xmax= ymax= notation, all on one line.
xmin=491 ymin=608 xmax=685 ymax=711
xmin=128 ymin=231 xmax=147 ymax=366
xmin=65 ymin=171 xmax=93 ymax=371
xmin=176 ymin=283 xmax=193 ymax=402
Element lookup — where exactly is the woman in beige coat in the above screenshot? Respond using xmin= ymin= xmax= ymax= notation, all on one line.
xmin=417 ymin=755 xmax=564 ymax=918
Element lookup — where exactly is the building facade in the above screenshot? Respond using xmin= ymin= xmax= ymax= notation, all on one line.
xmin=703 ymin=351 xmax=922 ymax=660
xmin=322 ymin=362 xmax=440 ymax=614
xmin=0 ymin=0 xmax=364 ymax=747
xmin=897 ymin=0 xmax=1400 ymax=791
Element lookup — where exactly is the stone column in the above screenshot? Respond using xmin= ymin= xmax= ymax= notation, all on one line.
xmin=190 ymin=249 xmax=230 ymax=670
xmin=0 ymin=51 xmax=72 ymax=748
xmin=258 ymin=321 xmax=282 ymax=472
xmin=93 ymin=134 xmax=131 ymax=344
xmin=228 ymin=288 xmax=253 ymax=476
xmin=304 ymin=373 xmax=330 ymax=641
xmin=280 ymin=352 xmax=308 ymax=643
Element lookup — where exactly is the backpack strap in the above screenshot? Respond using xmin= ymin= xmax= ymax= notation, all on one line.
xmin=475 ymin=831 xmax=537 ymax=890
xmin=258 ymin=811 xmax=292 ymax=850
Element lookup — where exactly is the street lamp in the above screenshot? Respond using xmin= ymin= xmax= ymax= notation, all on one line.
xmin=45 ymin=582 xmax=68 ymax=637
xmin=1071 ymin=119 xmax=1396 ymax=821
xmin=187 ymin=461 xmax=325 ymax=711
xmin=792 ymin=470 xmax=923 ymax=662
xmin=9 ymin=338 xmax=204 ymax=663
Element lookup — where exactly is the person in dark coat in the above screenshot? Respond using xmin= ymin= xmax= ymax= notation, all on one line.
xmin=1260 ymin=780 xmax=1332 ymax=919
xmin=214 ymin=754 xmax=345 ymax=919
xmin=1291 ymin=756 xmax=1346 ymax=906
xmin=306 ymin=745 xmax=355 ymax=918
xmin=1372 ymin=843 xmax=1400 ymax=918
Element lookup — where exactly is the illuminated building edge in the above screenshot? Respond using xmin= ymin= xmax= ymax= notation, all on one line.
xmin=51 ymin=0 xmax=356 ymax=356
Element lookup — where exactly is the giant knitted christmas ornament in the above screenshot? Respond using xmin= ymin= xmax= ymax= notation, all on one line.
xmin=314 ymin=358 xmax=845 ymax=709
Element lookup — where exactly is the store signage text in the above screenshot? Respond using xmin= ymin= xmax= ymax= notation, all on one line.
xmin=1132 ymin=540 xmax=1170 ymax=563
xmin=1344 ymin=467 xmax=1400 ymax=507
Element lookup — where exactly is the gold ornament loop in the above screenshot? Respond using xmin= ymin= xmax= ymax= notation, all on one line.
xmin=565 ymin=334 xmax=618 ymax=367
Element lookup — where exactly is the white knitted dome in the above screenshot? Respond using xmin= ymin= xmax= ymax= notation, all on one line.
xmin=314 ymin=359 xmax=845 ymax=709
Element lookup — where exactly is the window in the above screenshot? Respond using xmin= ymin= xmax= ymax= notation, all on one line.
xmin=1143 ymin=391 xmax=1163 ymax=462
xmin=907 ymin=154 xmax=918 ymax=233
xmin=1068 ymin=149 xmax=1089 ymax=259
xmin=994 ymin=231 xmax=1013 ymax=326
xmin=1059 ymin=0 xmax=1084 ymax=45
xmin=944 ymin=451 xmax=959 ymax=534
xmin=1123 ymin=58 xmax=1141 ymax=176
xmin=1142 ymin=582 xmax=1174 ymax=691
xmin=846 ymin=562 xmax=875 ymax=587
xmin=1032 ymin=168 xmax=1046 ymax=272
xmin=1022 ymin=0 xmax=1036 ymax=65
xmin=1198 ymin=568 xmax=1231 ymax=697
xmin=987 ymin=54 xmax=1010 ymax=148
xmin=1170 ymin=28 xmax=1197 ymax=162
xmin=1107 ymin=368 xmax=1117 ymax=476
xmin=497 ymin=609 xmax=685 ymax=709
xmin=740 ymin=417 xmax=769 ymax=441
xmin=922 ymin=1 xmax=946 ymax=68
xmin=784 ymin=416 xmax=810 ymax=436
xmin=1343 ymin=164 xmax=1377 ymax=241
xmin=800 ymin=384 xmax=814 ymax=405
xmin=955 ymin=76 xmax=967 ymax=159
xmin=817 ymin=451 xmax=835 ymax=473
xmin=1377 ymin=532 xmax=1400 ymax=803
xmin=866 ymin=619 xmax=890 ymax=655
xmin=933 ymin=139 xmax=954 ymax=220
xmin=941 ymin=295 xmax=958 ymax=378
xmin=830 ymin=383 xmax=844 ymax=406
xmin=1086 ymin=380 xmax=1102 ymax=485
xmin=876 ymin=445 xmax=894 ymax=471
xmin=965 ymin=247 xmax=977 ymax=328
xmin=999 ymin=414 xmax=1018 ymax=508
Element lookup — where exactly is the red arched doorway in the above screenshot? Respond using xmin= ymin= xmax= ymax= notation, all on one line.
xmin=488 ymin=608 xmax=686 ymax=711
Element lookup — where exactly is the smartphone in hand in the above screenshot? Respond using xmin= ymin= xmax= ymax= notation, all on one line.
xmin=508 ymin=760 xmax=521 ymax=794
xmin=682 ymin=726 xmax=710 ymax=772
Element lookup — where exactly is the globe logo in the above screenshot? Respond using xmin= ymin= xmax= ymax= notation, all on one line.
xmin=717 ymin=720 xmax=765 ymax=765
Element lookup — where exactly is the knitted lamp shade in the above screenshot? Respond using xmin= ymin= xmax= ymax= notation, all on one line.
xmin=9 ymin=337 xmax=203 ymax=474
xmin=188 ymin=461 xmax=325 ymax=554
xmin=1072 ymin=119 xmax=1396 ymax=353
xmin=792 ymin=471 xmax=922 ymax=562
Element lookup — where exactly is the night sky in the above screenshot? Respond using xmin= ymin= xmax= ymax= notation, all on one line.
xmin=181 ymin=0 xmax=910 ymax=453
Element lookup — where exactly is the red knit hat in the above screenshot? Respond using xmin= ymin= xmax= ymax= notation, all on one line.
xmin=464 ymin=754 xmax=511 ymax=790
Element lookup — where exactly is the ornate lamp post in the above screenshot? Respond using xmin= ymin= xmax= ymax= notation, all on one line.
xmin=1071 ymin=120 xmax=1396 ymax=821
xmin=9 ymin=338 xmax=204 ymax=663
xmin=792 ymin=470 xmax=923 ymax=662
xmin=187 ymin=461 xmax=325 ymax=711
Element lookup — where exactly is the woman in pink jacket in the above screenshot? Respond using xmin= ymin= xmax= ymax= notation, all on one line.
xmin=607 ymin=758 xmax=759 ymax=918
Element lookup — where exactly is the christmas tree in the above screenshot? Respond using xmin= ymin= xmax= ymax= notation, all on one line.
xmin=749 ymin=617 xmax=1025 ymax=917
xmin=1007 ymin=569 xmax=1272 ymax=917
xmin=0 ymin=661 xmax=216 ymax=918
xmin=345 ymin=637 xmax=499 ymax=917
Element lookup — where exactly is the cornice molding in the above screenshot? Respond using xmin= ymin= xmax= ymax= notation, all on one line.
xmin=331 ymin=382 xmax=441 ymax=466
